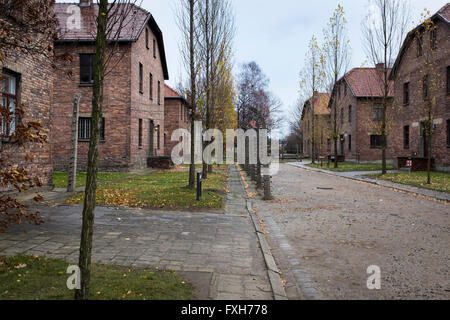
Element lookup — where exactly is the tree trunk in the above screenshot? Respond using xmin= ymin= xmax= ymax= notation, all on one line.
xmin=188 ymin=0 xmax=196 ymax=189
xmin=427 ymin=115 xmax=432 ymax=185
xmin=68 ymin=94 xmax=81 ymax=193
xmin=75 ymin=0 xmax=108 ymax=301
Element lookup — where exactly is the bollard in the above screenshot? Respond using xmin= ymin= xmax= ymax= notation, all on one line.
xmin=263 ymin=174 xmax=273 ymax=200
xmin=196 ymin=172 xmax=202 ymax=201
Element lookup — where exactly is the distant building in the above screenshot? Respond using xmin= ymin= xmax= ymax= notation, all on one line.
xmin=328 ymin=66 xmax=394 ymax=163
xmin=51 ymin=0 xmax=169 ymax=171
xmin=389 ymin=3 xmax=450 ymax=172
xmin=164 ymin=84 xmax=191 ymax=157
xmin=301 ymin=92 xmax=330 ymax=159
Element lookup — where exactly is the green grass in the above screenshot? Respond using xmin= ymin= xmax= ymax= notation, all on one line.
xmin=0 ymin=255 xmax=192 ymax=300
xmin=53 ymin=172 xmax=134 ymax=188
xmin=365 ymin=171 xmax=450 ymax=193
xmin=307 ymin=162 xmax=394 ymax=172
xmin=65 ymin=169 xmax=229 ymax=209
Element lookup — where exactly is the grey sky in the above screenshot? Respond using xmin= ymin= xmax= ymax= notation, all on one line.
xmin=58 ymin=1 xmax=446 ymax=134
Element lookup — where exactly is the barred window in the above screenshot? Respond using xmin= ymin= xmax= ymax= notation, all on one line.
xmin=78 ymin=117 xmax=105 ymax=141
xmin=370 ymin=135 xmax=382 ymax=149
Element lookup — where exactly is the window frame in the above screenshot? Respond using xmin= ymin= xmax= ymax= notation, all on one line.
xmin=403 ymin=125 xmax=410 ymax=150
xmin=373 ymin=103 xmax=383 ymax=121
xmin=403 ymin=82 xmax=410 ymax=105
xmin=138 ymin=118 xmax=143 ymax=148
xmin=370 ymin=135 xmax=382 ymax=149
xmin=78 ymin=117 xmax=105 ymax=141
xmin=157 ymin=80 xmax=161 ymax=105
xmin=1 ymin=71 xmax=19 ymax=137
xmin=79 ymin=53 xmax=95 ymax=85
xmin=139 ymin=63 xmax=144 ymax=94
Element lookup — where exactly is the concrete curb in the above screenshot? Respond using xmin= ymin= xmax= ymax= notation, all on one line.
xmin=235 ymin=166 xmax=288 ymax=300
xmin=288 ymin=163 xmax=450 ymax=204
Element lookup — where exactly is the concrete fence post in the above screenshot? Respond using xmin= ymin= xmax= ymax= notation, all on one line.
xmin=67 ymin=94 xmax=82 ymax=192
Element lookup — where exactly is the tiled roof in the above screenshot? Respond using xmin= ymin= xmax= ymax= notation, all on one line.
xmin=164 ymin=84 xmax=181 ymax=98
xmin=55 ymin=3 xmax=147 ymax=41
xmin=344 ymin=68 xmax=393 ymax=97
xmin=437 ymin=3 xmax=450 ymax=22
xmin=303 ymin=93 xmax=330 ymax=118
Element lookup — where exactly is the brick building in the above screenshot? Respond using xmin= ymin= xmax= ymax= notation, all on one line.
xmin=51 ymin=0 xmax=169 ymax=171
xmin=328 ymin=67 xmax=394 ymax=163
xmin=300 ymin=92 xmax=330 ymax=158
xmin=1 ymin=0 xmax=55 ymax=186
xmin=389 ymin=3 xmax=450 ymax=172
xmin=164 ymin=84 xmax=191 ymax=156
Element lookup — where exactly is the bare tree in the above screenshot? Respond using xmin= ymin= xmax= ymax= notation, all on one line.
xmin=299 ymin=36 xmax=326 ymax=164
xmin=198 ymin=0 xmax=235 ymax=177
xmin=362 ymin=0 xmax=411 ymax=174
xmin=176 ymin=0 xmax=200 ymax=188
xmin=74 ymin=0 xmax=140 ymax=300
xmin=323 ymin=5 xmax=351 ymax=168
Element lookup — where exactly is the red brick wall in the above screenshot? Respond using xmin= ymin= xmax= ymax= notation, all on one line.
xmin=164 ymin=97 xmax=191 ymax=156
xmin=1 ymin=42 xmax=54 ymax=186
xmin=330 ymin=81 xmax=394 ymax=163
xmin=52 ymin=43 xmax=132 ymax=172
xmin=130 ymin=24 xmax=166 ymax=169
xmin=51 ymin=22 xmax=167 ymax=171
xmin=390 ymin=19 xmax=450 ymax=171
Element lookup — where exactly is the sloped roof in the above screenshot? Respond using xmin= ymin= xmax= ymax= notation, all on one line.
xmin=344 ymin=68 xmax=393 ymax=98
xmin=390 ymin=3 xmax=450 ymax=79
xmin=54 ymin=2 xmax=169 ymax=79
xmin=164 ymin=84 xmax=180 ymax=98
xmin=301 ymin=93 xmax=330 ymax=120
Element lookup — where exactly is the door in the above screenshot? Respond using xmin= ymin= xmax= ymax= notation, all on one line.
xmin=149 ymin=119 xmax=154 ymax=156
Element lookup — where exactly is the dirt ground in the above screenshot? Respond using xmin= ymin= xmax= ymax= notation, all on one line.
xmin=253 ymin=163 xmax=449 ymax=300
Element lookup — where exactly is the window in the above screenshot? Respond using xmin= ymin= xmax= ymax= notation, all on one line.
xmin=430 ymin=27 xmax=437 ymax=50
xmin=403 ymin=82 xmax=410 ymax=105
xmin=153 ymin=39 xmax=156 ymax=58
xmin=138 ymin=119 xmax=143 ymax=147
xmin=447 ymin=120 xmax=450 ymax=148
xmin=404 ymin=125 xmax=410 ymax=149
xmin=348 ymin=105 xmax=352 ymax=123
xmin=417 ymin=35 xmax=423 ymax=57
xmin=373 ymin=104 xmax=382 ymax=121
xmin=78 ymin=117 xmax=105 ymax=141
xmin=156 ymin=125 xmax=161 ymax=149
xmin=80 ymin=54 xmax=94 ymax=84
xmin=370 ymin=135 xmax=382 ymax=149
xmin=149 ymin=73 xmax=153 ymax=100
xmin=447 ymin=66 xmax=450 ymax=95
xmin=139 ymin=63 xmax=143 ymax=93
xmin=145 ymin=28 xmax=149 ymax=49
xmin=1 ymin=72 xmax=18 ymax=136
xmin=157 ymin=80 xmax=161 ymax=105
xmin=423 ymin=75 xmax=429 ymax=100
xmin=348 ymin=135 xmax=352 ymax=152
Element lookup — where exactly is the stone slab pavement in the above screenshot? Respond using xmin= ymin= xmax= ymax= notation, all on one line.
xmin=0 ymin=167 xmax=273 ymax=300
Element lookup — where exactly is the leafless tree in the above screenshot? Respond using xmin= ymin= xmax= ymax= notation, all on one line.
xmin=299 ymin=36 xmax=326 ymax=164
xmin=323 ymin=5 xmax=351 ymax=168
xmin=73 ymin=0 xmax=141 ymax=300
xmin=176 ymin=0 xmax=200 ymax=188
xmin=362 ymin=0 xmax=411 ymax=174
xmin=197 ymin=0 xmax=235 ymax=177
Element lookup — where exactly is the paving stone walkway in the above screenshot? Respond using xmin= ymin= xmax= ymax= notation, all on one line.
xmin=0 ymin=166 xmax=273 ymax=300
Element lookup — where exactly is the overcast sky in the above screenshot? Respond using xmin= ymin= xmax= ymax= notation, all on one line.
xmin=58 ymin=0 xmax=446 ymax=134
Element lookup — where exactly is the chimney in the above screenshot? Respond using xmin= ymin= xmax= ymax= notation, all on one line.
xmin=376 ymin=63 xmax=385 ymax=71
xmin=79 ymin=0 xmax=93 ymax=7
